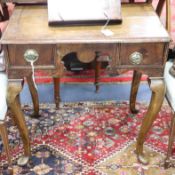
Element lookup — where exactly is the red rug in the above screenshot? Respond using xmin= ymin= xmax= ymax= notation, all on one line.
xmin=35 ymin=70 xmax=148 ymax=84
xmin=1 ymin=101 xmax=175 ymax=174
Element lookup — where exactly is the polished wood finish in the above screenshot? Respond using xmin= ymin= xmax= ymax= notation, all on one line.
xmin=0 ymin=3 xmax=170 ymax=165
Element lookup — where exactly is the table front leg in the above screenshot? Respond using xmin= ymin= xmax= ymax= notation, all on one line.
xmin=26 ymin=72 xmax=40 ymax=118
xmin=136 ymin=78 xmax=165 ymax=164
xmin=7 ymin=84 xmax=31 ymax=163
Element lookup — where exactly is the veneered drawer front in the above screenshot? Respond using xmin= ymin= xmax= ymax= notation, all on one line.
xmin=120 ymin=43 xmax=165 ymax=65
xmin=57 ymin=44 xmax=116 ymax=63
xmin=7 ymin=44 xmax=55 ymax=66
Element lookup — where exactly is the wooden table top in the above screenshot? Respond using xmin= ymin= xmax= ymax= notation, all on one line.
xmin=1 ymin=3 xmax=170 ymax=44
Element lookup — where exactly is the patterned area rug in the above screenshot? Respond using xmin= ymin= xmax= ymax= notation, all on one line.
xmin=1 ymin=101 xmax=175 ymax=174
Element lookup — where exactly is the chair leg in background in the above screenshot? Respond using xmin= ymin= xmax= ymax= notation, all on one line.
xmin=0 ymin=121 xmax=12 ymax=167
xmin=164 ymin=113 xmax=175 ymax=168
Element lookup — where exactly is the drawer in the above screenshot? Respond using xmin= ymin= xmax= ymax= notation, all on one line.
xmin=57 ymin=44 xmax=116 ymax=63
xmin=7 ymin=44 xmax=55 ymax=66
xmin=120 ymin=43 xmax=165 ymax=65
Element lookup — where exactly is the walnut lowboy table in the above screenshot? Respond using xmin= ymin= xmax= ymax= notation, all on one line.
xmin=0 ymin=3 xmax=170 ymax=164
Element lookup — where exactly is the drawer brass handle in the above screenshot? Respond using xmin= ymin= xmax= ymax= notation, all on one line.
xmin=129 ymin=52 xmax=143 ymax=65
xmin=24 ymin=49 xmax=39 ymax=62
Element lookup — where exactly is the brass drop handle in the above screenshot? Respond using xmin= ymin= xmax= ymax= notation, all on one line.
xmin=24 ymin=49 xmax=39 ymax=63
xmin=24 ymin=49 xmax=39 ymax=89
xmin=129 ymin=51 xmax=143 ymax=65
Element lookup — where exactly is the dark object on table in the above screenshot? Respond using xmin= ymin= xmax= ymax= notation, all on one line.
xmin=13 ymin=0 xmax=47 ymax=5
xmin=47 ymin=0 xmax=122 ymax=26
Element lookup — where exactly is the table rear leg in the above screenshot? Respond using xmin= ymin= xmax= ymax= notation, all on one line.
xmin=130 ymin=70 xmax=142 ymax=114
xmin=26 ymin=72 xmax=40 ymax=118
